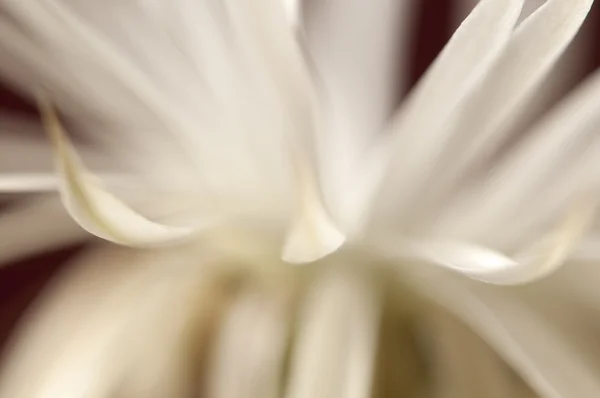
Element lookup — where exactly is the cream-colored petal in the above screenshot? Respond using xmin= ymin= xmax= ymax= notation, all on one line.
xmin=282 ymin=152 xmax=345 ymax=264
xmin=417 ymin=0 xmax=595 ymax=227
xmin=283 ymin=0 xmax=301 ymax=27
xmin=406 ymin=270 xmax=600 ymax=398
xmin=376 ymin=194 xmax=594 ymax=285
xmin=40 ymin=100 xmax=199 ymax=247
xmin=206 ymin=289 xmax=289 ymax=398
xmin=373 ymin=0 xmax=524 ymax=225
xmin=285 ymin=269 xmax=380 ymax=398
xmin=0 ymin=1 xmax=320 ymax=216
xmin=0 ymin=245 xmax=225 ymax=398
xmin=303 ymin=0 xmax=416 ymax=230
xmin=439 ymin=63 xmax=600 ymax=245
xmin=0 ymin=173 xmax=60 ymax=193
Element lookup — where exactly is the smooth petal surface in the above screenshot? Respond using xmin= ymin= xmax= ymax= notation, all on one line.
xmin=285 ymin=269 xmax=380 ymax=398
xmin=206 ymin=289 xmax=289 ymax=398
xmin=411 ymin=0 xmax=595 ymax=228
xmin=0 ymin=245 xmax=227 ymax=398
xmin=0 ymin=0 xmax=322 ymax=220
xmin=40 ymin=100 xmax=198 ymax=247
xmin=413 ymin=271 xmax=600 ymax=398
xmin=282 ymin=151 xmax=345 ymax=263
xmin=373 ymin=0 xmax=524 ymax=226
xmin=375 ymin=192 xmax=594 ymax=285
xmin=303 ymin=0 xmax=416 ymax=229
xmin=0 ymin=173 xmax=61 ymax=193
xmin=438 ymin=63 xmax=600 ymax=250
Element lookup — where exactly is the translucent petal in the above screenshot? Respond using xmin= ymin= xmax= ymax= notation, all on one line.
xmin=0 ymin=1 xmax=321 ymax=217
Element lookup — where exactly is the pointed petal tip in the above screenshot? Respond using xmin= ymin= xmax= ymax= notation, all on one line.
xmin=281 ymin=218 xmax=346 ymax=264
xmin=39 ymin=99 xmax=198 ymax=247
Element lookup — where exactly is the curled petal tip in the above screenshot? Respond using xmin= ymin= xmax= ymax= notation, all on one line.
xmin=283 ymin=147 xmax=346 ymax=264
xmin=39 ymin=99 xmax=196 ymax=247
xmin=282 ymin=186 xmax=347 ymax=264
xmin=282 ymin=216 xmax=346 ymax=264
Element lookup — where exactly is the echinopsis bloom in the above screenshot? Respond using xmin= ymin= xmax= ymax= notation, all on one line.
xmin=1 ymin=0 xmax=600 ymax=397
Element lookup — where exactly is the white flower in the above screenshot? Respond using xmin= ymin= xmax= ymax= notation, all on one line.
xmin=1 ymin=0 xmax=600 ymax=397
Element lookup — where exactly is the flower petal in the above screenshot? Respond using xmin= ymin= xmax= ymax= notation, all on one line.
xmin=283 ymin=0 xmax=301 ymax=27
xmin=415 ymin=0 xmax=595 ymax=224
xmin=282 ymin=151 xmax=345 ymax=264
xmin=0 ymin=245 xmax=227 ymax=398
xmin=373 ymin=0 xmax=524 ymax=224
xmin=303 ymin=0 xmax=417 ymax=229
xmin=376 ymin=194 xmax=594 ymax=285
xmin=438 ymin=63 xmax=600 ymax=246
xmin=40 ymin=100 xmax=197 ymax=247
xmin=0 ymin=1 xmax=321 ymax=218
xmin=406 ymin=271 xmax=600 ymax=398
xmin=206 ymin=289 xmax=289 ymax=398
xmin=284 ymin=269 xmax=380 ymax=398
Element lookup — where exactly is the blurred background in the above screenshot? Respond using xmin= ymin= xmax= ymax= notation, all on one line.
xmin=0 ymin=0 xmax=600 ymax=354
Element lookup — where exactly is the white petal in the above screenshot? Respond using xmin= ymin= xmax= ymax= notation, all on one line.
xmin=282 ymin=152 xmax=345 ymax=264
xmin=0 ymin=195 xmax=88 ymax=265
xmin=0 ymin=245 xmax=225 ymax=398
xmin=373 ymin=0 xmax=524 ymax=225
xmin=441 ymin=64 xmax=600 ymax=243
xmin=405 ymin=270 xmax=600 ymax=398
xmin=417 ymin=0 xmax=595 ymax=223
xmin=0 ymin=172 xmax=130 ymax=193
xmin=0 ymin=173 xmax=60 ymax=193
xmin=283 ymin=0 xmax=301 ymax=27
xmin=0 ymin=1 xmax=320 ymax=216
xmin=206 ymin=289 xmax=289 ymax=398
xmin=303 ymin=0 xmax=417 ymax=229
xmin=376 ymin=194 xmax=594 ymax=285
xmin=40 ymin=100 xmax=198 ymax=247
xmin=285 ymin=269 xmax=380 ymax=398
